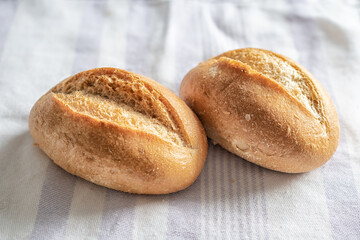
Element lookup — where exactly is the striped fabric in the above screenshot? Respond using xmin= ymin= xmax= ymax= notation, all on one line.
xmin=0 ymin=0 xmax=359 ymax=239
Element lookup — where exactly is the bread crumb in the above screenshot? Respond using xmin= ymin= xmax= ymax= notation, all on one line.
xmin=231 ymin=179 xmax=235 ymax=183
xmin=33 ymin=143 xmax=39 ymax=146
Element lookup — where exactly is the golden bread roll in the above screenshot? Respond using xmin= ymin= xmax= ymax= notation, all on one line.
xmin=180 ymin=48 xmax=339 ymax=173
xmin=29 ymin=68 xmax=207 ymax=194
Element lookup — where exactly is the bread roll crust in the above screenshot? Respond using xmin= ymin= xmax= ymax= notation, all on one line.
xmin=29 ymin=68 xmax=207 ymax=194
xmin=180 ymin=48 xmax=339 ymax=173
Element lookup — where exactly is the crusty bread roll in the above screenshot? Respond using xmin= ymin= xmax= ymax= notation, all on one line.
xmin=180 ymin=48 xmax=339 ymax=173
xmin=29 ymin=68 xmax=207 ymax=194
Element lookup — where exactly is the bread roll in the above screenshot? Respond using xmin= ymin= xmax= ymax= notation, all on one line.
xmin=29 ymin=68 xmax=207 ymax=194
xmin=180 ymin=48 xmax=339 ymax=173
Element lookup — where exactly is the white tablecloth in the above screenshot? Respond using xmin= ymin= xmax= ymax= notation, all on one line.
xmin=1 ymin=0 xmax=359 ymax=239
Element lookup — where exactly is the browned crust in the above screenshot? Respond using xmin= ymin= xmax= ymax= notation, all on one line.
xmin=29 ymin=68 xmax=208 ymax=194
xmin=180 ymin=48 xmax=339 ymax=173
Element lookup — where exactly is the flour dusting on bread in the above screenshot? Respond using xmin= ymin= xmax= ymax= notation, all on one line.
xmin=52 ymin=69 xmax=189 ymax=146
xmin=216 ymin=49 xmax=322 ymax=120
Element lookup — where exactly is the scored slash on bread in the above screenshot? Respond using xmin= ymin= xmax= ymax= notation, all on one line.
xmin=29 ymin=68 xmax=207 ymax=194
xmin=180 ymin=48 xmax=339 ymax=173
